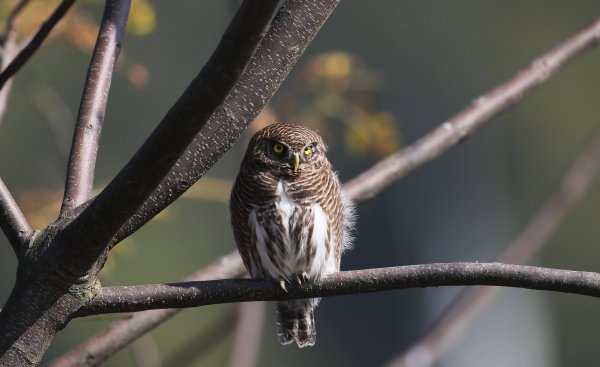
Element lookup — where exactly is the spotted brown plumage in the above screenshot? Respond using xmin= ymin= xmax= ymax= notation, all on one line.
xmin=230 ymin=123 xmax=355 ymax=347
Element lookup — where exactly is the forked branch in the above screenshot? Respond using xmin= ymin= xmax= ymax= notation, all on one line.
xmin=47 ymin=253 xmax=245 ymax=367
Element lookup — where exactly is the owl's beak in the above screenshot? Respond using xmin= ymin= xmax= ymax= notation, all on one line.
xmin=292 ymin=153 xmax=300 ymax=172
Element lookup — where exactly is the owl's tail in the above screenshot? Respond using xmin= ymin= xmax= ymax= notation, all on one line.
xmin=276 ymin=299 xmax=318 ymax=348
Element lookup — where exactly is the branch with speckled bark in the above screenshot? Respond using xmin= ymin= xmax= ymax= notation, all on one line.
xmin=77 ymin=263 xmax=600 ymax=316
xmin=60 ymin=0 xmax=131 ymax=214
xmin=104 ymin=0 xmax=342 ymax=247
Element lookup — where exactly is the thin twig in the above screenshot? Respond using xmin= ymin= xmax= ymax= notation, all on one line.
xmin=343 ymin=15 xmax=600 ymax=202
xmin=78 ymin=263 xmax=600 ymax=316
xmin=60 ymin=0 xmax=132 ymax=214
xmin=385 ymin=128 xmax=600 ymax=367
xmin=47 ymin=253 xmax=244 ymax=367
xmin=3 ymin=0 xmax=30 ymax=33
xmin=0 ymin=0 xmax=30 ymax=125
xmin=0 ymin=178 xmax=32 ymax=255
xmin=56 ymin=0 xmax=280 ymax=277
xmin=0 ymin=0 xmax=76 ymax=91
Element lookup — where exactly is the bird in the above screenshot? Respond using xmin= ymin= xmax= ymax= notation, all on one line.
xmin=230 ymin=123 xmax=355 ymax=348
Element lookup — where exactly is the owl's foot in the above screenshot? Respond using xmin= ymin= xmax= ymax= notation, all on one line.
xmin=279 ymin=279 xmax=288 ymax=292
xmin=293 ymin=272 xmax=309 ymax=286
xmin=293 ymin=275 xmax=302 ymax=286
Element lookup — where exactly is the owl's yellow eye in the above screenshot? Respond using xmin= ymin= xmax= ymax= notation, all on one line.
xmin=272 ymin=143 xmax=285 ymax=154
xmin=304 ymin=146 xmax=312 ymax=155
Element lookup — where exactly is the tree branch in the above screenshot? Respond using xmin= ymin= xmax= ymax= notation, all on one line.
xmin=57 ymin=0 xmax=281 ymax=276
xmin=343 ymin=15 xmax=600 ymax=201
xmin=107 ymin=0 xmax=341 ymax=247
xmin=0 ymin=0 xmax=29 ymax=126
xmin=0 ymin=0 xmax=76 ymax=91
xmin=385 ymin=128 xmax=600 ymax=367
xmin=47 ymin=252 xmax=244 ymax=367
xmin=0 ymin=178 xmax=32 ymax=255
xmin=77 ymin=263 xmax=600 ymax=316
xmin=3 ymin=0 xmax=30 ymax=33
xmin=60 ymin=0 xmax=131 ymax=214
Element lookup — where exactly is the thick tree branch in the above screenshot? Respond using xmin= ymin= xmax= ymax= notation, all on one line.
xmin=386 ymin=128 xmax=600 ymax=367
xmin=0 ymin=0 xmax=76 ymax=91
xmin=60 ymin=0 xmax=131 ymax=214
xmin=57 ymin=0 xmax=280 ymax=276
xmin=78 ymin=263 xmax=600 ymax=316
xmin=344 ymin=15 xmax=600 ymax=201
xmin=0 ymin=178 xmax=32 ymax=255
xmin=108 ymin=0 xmax=341 ymax=247
xmin=47 ymin=253 xmax=244 ymax=367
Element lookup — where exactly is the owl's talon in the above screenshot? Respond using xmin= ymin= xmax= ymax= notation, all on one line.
xmin=279 ymin=280 xmax=288 ymax=292
xmin=294 ymin=275 xmax=302 ymax=286
xmin=301 ymin=272 xmax=309 ymax=283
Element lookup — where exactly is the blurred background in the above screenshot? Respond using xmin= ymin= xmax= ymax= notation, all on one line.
xmin=1 ymin=0 xmax=600 ymax=366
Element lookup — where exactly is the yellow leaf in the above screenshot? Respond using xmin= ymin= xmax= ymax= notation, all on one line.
xmin=128 ymin=0 xmax=155 ymax=36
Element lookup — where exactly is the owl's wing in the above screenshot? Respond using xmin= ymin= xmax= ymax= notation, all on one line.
xmin=229 ymin=177 xmax=254 ymax=274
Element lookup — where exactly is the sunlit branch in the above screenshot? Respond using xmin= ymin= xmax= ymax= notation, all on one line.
xmin=344 ymin=15 xmax=600 ymax=201
xmin=60 ymin=0 xmax=132 ymax=214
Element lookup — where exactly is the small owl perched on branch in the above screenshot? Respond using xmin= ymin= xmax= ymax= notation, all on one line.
xmin=230 ymin=123 xmax=355 ymax=347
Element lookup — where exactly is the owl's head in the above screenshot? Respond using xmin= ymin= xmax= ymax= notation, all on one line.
xmin=244 ymin=123 xmax=328 ymax=176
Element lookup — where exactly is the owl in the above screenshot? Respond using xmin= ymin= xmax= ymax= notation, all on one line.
xmin=230 ymin=123 xmax=355 ymax=347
